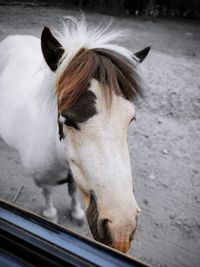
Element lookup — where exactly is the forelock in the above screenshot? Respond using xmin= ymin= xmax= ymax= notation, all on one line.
xmin=54 ymin=17 xmax=142 ymax=112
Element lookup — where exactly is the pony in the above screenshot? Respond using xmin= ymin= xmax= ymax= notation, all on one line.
xmin=0 ymin=16 xmax=150 ymax=253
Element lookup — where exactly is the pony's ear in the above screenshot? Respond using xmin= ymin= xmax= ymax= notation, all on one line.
xmin=134 ymin=46 xmax=151 ymax=63
xmin=41 ymin=27 xmax=64 ymax=71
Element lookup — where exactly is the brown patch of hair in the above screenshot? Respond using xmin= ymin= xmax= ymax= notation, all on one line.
xmin=56 ymin=47 xmax=142 ymax=112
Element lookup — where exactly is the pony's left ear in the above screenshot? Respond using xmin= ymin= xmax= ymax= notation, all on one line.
xmin=41 ymin=27 xmax=65 ymax=71
xmin=134 ymin=46 xmax=151 ymax=63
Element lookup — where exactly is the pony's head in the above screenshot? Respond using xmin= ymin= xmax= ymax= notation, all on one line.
xmin=41 ymin=18 xmax=150 ymax=253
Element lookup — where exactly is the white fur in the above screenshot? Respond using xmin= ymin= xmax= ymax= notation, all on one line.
xmin=55 ymin=16 xmax=138 ymax=81
xmin=42 ymin=185 xmax=58 ymax=219
xmin=58 ymin=16 xmax=135 ymax=59
xmin=0 ymin=35 xmax=68 ymax=180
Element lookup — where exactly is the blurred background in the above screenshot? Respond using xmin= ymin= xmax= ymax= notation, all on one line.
xmin=1 ymin=0 xmax=200 ymax=19
xmin=0 ymin=1 xmax=200 ymax=267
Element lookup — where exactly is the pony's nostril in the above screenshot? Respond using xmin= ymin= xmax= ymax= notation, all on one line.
xmin=129 ymin=228 xmax=136 ymax=242
xmin=129 ymin=219 xmax=138 ymax=241
xmin=98 ymin=218 xmax=112 ymax=244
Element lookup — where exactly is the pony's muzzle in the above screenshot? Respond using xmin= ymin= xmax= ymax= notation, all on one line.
xmin=97 ymin=216 xmax=138 ymax=253
xmin=106 ymin=219 xmax=137 ymax=253
xmin=85 ymin=189 xmax=138 ymax=253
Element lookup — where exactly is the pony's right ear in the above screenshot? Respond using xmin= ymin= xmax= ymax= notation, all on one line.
xmin=41 ymin=27 xmax=65 ymax=71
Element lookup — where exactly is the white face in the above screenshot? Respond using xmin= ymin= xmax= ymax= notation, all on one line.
xmin=62 ymin=79 xmax=140 ymax=252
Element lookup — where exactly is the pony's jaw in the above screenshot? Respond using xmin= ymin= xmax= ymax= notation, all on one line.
xmin=62 ymin=82 xmax=140 ymax=252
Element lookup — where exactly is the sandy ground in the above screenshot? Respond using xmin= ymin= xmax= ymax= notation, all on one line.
xmin=0 ymin=5 xmax=200 ymax=267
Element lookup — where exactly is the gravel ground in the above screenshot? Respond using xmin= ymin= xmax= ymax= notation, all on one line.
xmin=0 ymin=5 xmax=200 ymax=267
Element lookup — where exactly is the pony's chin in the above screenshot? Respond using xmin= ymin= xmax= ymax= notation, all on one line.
xmin=111 ymin=241 xmax=131 ymax=253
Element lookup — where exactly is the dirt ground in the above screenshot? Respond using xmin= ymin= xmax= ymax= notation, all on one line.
xmin=0 ymin=5 xmax=200 ymax=267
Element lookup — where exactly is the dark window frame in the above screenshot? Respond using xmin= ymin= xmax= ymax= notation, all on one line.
xmin=0 ymin=199 xmax=149 ymax=267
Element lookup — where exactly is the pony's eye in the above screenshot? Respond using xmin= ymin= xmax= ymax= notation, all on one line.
xmin=64 ymin=117 xmax=80 ymax=130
